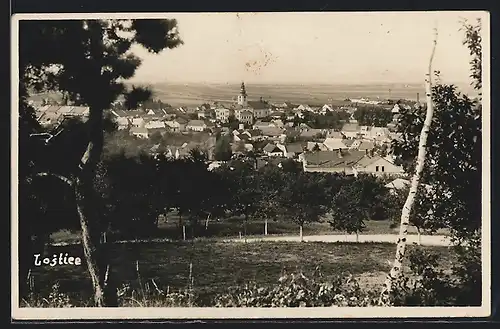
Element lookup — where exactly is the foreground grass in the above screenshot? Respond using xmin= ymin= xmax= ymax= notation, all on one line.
xmin=50 ymin=218 xmax=451 ymax=245
xmin=25 ymin=241 xmax=455 ymax=307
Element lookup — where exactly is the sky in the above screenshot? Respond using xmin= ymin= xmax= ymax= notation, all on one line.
xmin=128 ymin=11 xmax=487 ymax=85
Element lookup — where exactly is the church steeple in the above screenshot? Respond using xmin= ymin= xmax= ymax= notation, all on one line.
xmin=238 ymin=81 xmax=248 ymax=106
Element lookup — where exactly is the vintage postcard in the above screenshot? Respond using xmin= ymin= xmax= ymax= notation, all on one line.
xmin=11 ymin=11 xmax=491 ymax=320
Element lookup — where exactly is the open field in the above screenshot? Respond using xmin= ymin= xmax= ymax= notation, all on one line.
xmin=27 ymin=81 xmax=477 ymax=109
xmin=27 ymin=240 xmax=455 ymax=306
xmin=49 ymin=217 xmax=451 ymax=246
xmin=149 ymin=82 xmax=427 ymax=107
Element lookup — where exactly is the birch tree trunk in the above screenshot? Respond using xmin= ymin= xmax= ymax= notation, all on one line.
xmin=380 ymin=28 xmax=438 ymax=304
xmin=264 ymin=217 xmax=268 ymax=235
xmin=299 ymin=224 xmax=303 ymax=242
xmin=205 ymin=214 xmax=210 ymax=230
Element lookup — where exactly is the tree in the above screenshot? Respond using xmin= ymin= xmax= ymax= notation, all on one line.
xmin=19 ymin=19 xmax=183 ymax=306
xmin=149 ymin=131 xmax=163 ymax=144
xmin=224 ymin=161 xmax=261 ymax=241
xmin=390 ymin=186 xmax=442 ymax=245
xmin=328 ymin=174 xmax=388 ymax=240
xmin=255 ymin=164 xmax=287 ymax=235
xmin=214 ymin=134 xmax=233 ymax=161
xmin=381 ymin=27 xmax=439 ymax=303
xmin=277 ymin=172 xmax=333 ymax=242
xmin=329 ymin=182 xmax=366 ymax=241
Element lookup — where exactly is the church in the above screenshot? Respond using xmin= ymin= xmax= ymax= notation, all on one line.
xmin=233 ymin=82 xmax=273 ymax=124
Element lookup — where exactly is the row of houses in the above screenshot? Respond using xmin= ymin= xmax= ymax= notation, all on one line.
xmin=300 ymin=149 xmax=404 ymax=177
xmin=34 ymin=105 xmax=90 ymax=127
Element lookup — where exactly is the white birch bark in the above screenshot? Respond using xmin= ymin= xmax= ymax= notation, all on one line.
xmin=380 ymin=27 xmax=438 ymax=304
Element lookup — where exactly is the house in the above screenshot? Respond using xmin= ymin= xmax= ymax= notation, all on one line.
xmin=271 ymin=119 xmax=284 ymax=128
xmin=356 ymin=140 xmax=375 ymax=151
xmin=233 ymin=130 xmax=252 ymax=143
xmin=231 ymin=141 xmax=254 ymax=154
xmin=38 ymin=111 xmax=63 ymax=127
xmin=323 ymin=137 xmax=350 ymax=151
xmin=306 ymin=142 xmax=328 ymax=152
xmin=260 ymin=127 xmax=284 ymax=139
xmin=65 ymin=106 xmax=90 ymax=118
xmin=148 ymin=127 xmax=166 ymax=137
xmin=144 ymin=119 xmax=166 ymax=129
xmin=263 ymin=143 xmax=286 ymax=157
xmin=300 ymin=129 xmax=325 ymax=140
xmin=284 ymin=143 xmax=304 ymax=158
xmin=186 ymin=120 xmax=207 ymax=132
xmin=352 ymin=153 xmax=405 ymax=177
xmin=368 ymin=127 xmax=391 ymax=140
xmin=165 ymin=118 xmax=187 ymax=132
xmin=197 ymin=111 xmax=207 ymax=119
xmin=131 ymin=117 xmax=145 ymax=128
xmin=291 ymin=108 xmax=305 ymax=119
xmin=235 ymin=109 xmax=254 ymax=125
xmin=341 ymin=123 xmax=361 ymax=139
xmin=111 ymin=109 xmax=144 ymax=118
xmin=248 ymin=100 xmax=272 ymax=118
xmin=253 ymin=120 xmax=276 ymax=130
xmin=296 ymin=104 xmax=313 ymax=112
xmin=320 ymin=104 xmax=334 ymax=115
xmin=215 ymin=108 xmax=232 ymax=123
xmin=115 ymin=116 xmax=130 ymax=130
xmin=55 ymin=106 xmax=75 ymax=116
xmin=130 ymin=127 xmax=149 ymax=139
xmin=301 ymin=150 xmax=366 ymax=174
xmin=359 ymin=125 xmax=372 ymax=137
xmin=326 ymin=131 xmax=345 ymax=139
xmin=277 ymin=101 xmax=297 ymax=109
xmin=146 ymin=108 xmax=167 ymax=117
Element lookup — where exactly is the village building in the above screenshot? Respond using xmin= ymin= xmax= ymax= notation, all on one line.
xmin=215 ymin=107 xmax=232 ymax=123
xmin=341 ymin=122 xmax=362 ymax=139
xmin=234 ymin=108 xmax=254 ymax=125
xmin=186 ymin=120 xmax=207 ymax=132
xmin=130 ymin=127 xmax=149 ymax=139
xmin=263 ymin=143 xmax=286 ymax=157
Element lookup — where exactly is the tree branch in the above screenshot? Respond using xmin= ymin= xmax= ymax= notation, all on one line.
xmin=35 ymin=172 xmax=74 ymax=186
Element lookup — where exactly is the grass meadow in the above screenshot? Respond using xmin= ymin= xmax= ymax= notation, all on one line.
xmin=26 ymin=240 xmax=455 ymax=307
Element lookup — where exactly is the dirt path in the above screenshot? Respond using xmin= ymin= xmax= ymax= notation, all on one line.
xmin=50 ymin=233 xmax=452 ymax=247
xmin=221 ymin=234 xmax=452 ymax=246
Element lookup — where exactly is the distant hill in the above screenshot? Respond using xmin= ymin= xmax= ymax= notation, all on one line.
xmin=27 ymin=81 xmax=478 ymax=108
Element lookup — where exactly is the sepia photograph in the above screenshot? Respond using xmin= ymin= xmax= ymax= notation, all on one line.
xmin=11 ymin=10 xmax=490 ymax=320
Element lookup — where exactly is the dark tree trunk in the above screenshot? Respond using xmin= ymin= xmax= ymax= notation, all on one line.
xmin=75 ymin=104 xmax=117 ymax=307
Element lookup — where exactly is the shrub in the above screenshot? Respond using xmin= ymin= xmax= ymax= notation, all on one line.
xmin=390 ymin=242 xmax=481 ymax=306
xmin=214 ymin=272 xmax=380 ymax=307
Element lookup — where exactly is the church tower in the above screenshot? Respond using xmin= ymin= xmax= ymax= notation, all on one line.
xmin=237 ymin=82 xmax=248 ymax=107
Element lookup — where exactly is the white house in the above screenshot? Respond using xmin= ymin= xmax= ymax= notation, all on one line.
xmin=115 ymin=117 xmax=130 ymax=130
xmin=320 ymin=104 xmax=334 ymax=115
xmin=144 ymin=119 xmax=166 ymax=129
xmin=186 ymin=120 xmax=207 ymax=132
xmin=130 ymin=127 xmax=149 ymax=139
xmin=353 ymin=155 xmax=405 ymax=177
xmin=323 ymin=137 xmax=349 ymax=151
xmin=215 ymin=108 xmax=232 ymax=123
xmin=263 ymin=143 xmax=285 ymax=157
xmin=131 ymin=117 xmax=145 ymax=128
